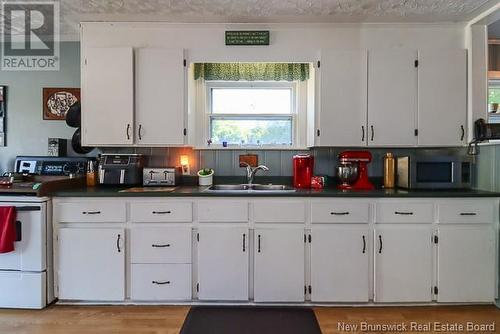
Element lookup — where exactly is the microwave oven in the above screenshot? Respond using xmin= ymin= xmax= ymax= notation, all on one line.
xmin=397 ymin=155 xmax=472 ymax=189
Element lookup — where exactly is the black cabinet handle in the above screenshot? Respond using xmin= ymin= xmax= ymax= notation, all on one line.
xmin=258 ymin=234 xmax=261 ymax=253
xmin=378 ymin=235 xmax=383 ymax=254
xmin=362 ymin=235 xmax=366 ymax=254
xmin=242 ymin=233 xmax=246 ymax=252
xmin=126 ymin=124 xmax=131 ymax=140
xmin=460 ymin=125 xmax=465 ymax=141
xmin=138 ymin=124 xmax=143 ymax=140
xmin=331 ymin=211 xmax=349 ymax=216
xmin=152 ymin=244 xmax=171 ymax=248
xmin=82 ymin=211 xmax=101 ymax=215
xmin=394 ymin=211 xmax=413 ymax=215
xmin=460 ymin=212 xmax=477 ymax=216
xmin=370 ymin=125 xmax=374 ymax=141
xmin=361 ymin=126 xmax=365 ymax=142
xmin=152 ymin=211 xmax=172 ymax=215
xmin=152 ymin=280 xmax=170 ymax=285
xmin=15 ymin=221 xmax=22 ymax=242
xmin=117 ymin=234 xmax=122 ymax=253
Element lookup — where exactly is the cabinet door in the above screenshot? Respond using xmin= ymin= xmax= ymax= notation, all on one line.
xmin=82 ymin=47 xmax=134 ymax=146
xmin=437 ymin=226 xmax=496 ymax=302
xmin=254 ymin=227 xmax=305 ymax=302
xmin=318 ymin=50 xmax=368 ymax=146
xmin=197 ymin=226 xmax=249 ymax=301
xmin=136 ymin=48 xmax=185 ymax=145
xmin=58 ymin=228 xmax=125 ymax=301
xmin=374 ymin=226 xmax=433 ymax=302
xmin=418 ymin=49 xmax=467 ymax=146
xmin=311 ymin=226 xmax=369 ymax=302
xmin=368 ymin=50 xmax=418 ymax=146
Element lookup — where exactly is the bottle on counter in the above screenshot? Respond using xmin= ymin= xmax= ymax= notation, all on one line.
xmin=86 ymin=161 xmax=97 ymax=187
xmin=383 ymin=152 xmax=396 ymax=189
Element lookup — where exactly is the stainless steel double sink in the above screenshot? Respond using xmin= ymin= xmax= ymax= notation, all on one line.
xmin=205 ymin=184 xmax=296 ymax=193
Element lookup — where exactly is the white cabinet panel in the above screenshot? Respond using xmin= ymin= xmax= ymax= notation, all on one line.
xmin=82 ymin=47 xmax=134 ymax=146
xmin=437 ymin=226 xmax=496 ymax=302
xmin=197 ymin=226 xmax=249 ymax=301
xmin=311 ymin=201 xmax=370 ymax=223
xmin=0 ymin=272 xmax=46 ymax=309
xmin=254 ymin=227 xmax=305 ymax=302
xmin=58 ymin=228 xmax=125 ymax=301
xmin=198 ymin=201 xmax=248 ymax=222
xmin=374 ymin=226 xmax=433 ymax=302
xmin=376 ymin=202 xmax=434 ymax=223
xmin=56 ymin=201 xmax=126 ymax=223
xmin=368 ymin=49 xmax=418 ymax=146
xmin=318 ymin=50 xmax=368 ymax=146
xmin=438 ymin=200 xmax=495 ymax=224
xmin=418 ymin=50 xmax=467 ymax=146
xmin=131 ymin=264 xmax=191 ymax=301
xmin=136 ymin=48 xmax=185 ymax=145
xmin=129 ymin=202 xmax=192 ymax=223
xmin=130 ymin=227 xmax=192 ymax=264
xmin=311 ymin=226 xmax=369 ymax=302
xmin=253 ymin=200 xmax=306 ymax=223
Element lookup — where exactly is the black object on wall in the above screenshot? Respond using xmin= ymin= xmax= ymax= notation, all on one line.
xmin=0 ymin=86 xmax=6 ymax=146
xmin=65 ymin=101 xmax=93 ymax=154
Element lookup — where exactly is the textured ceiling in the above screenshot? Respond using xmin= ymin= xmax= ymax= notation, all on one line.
xmin=2 ymin=0 xmax=498 ymax=38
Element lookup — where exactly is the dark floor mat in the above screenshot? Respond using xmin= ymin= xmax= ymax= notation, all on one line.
xmin=180 ymin=306 xmax=322 ymax=334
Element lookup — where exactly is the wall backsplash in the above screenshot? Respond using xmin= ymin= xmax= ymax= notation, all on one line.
xmin=100 ymin=147 xmax=469 ymax=179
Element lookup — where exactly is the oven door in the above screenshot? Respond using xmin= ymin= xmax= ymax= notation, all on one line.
xmin=0 ymin=203 xmax=46 ymax=272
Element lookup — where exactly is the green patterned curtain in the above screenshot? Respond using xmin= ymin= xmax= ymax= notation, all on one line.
xmin=193 ymin=63 xmax=310 ymax=81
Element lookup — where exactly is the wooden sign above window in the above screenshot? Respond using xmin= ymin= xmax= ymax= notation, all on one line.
xmin=225 ymin=31 xmax=270 ymax=46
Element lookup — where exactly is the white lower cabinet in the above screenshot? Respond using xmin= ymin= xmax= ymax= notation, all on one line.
xmin=311 ymin=226 xmax=369 ymax=302
xmin=437 ymin=226 xmax=496 ymax=302
xmin=374 ymin=226 xmax=433 ymax=302
xmin=131 ymin=264 xmax=191 ymax=301
xmin=254 ymin=226 xmax=305 ymax=302
xmin=197 ymin=225 xmax=249 ymax=301
xmin=58 ymin=227 xmax=125 ymax=301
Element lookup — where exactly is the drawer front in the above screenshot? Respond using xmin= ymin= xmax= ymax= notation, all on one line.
xmin=376 ymin=202 xmax=434 ymax=223
xmin=130 ymin=202 xmax=192 ymax=222
xmin=131 ymin=264 xmax=191 ymax=301
xmin=131 ymin=227 xmax=192 ymax=264
xmin=438 ymin=200 xmax=496 ymax=224
xmin=311 ymin=201 xmax=370 ymax=223
xmin=0 ymin=271 xmax=46 ymax=309
xmin=56 ymin=201 xmax=126 ymax=223
xmin=253 ymin=201 xmax=306 ymax=223
xmin=198 ymin=201 xmax=248 ymax=222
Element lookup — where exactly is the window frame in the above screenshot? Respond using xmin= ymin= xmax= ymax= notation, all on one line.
xmin=204 ymin=81 xmax=301 ymax=148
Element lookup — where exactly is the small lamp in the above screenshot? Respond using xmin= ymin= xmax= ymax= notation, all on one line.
xmin=180 ymin=155 xmax=190 ymax=175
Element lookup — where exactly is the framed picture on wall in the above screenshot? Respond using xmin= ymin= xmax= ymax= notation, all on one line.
xmin=43 ymin=88 xmax=80 ymax=120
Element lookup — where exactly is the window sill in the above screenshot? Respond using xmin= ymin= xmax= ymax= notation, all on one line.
xmin=194 ymin=145 xmax=310 ymax=151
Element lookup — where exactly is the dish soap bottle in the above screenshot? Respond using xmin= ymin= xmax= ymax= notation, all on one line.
xmin=383 ymin=153 xmax=395 ymax=189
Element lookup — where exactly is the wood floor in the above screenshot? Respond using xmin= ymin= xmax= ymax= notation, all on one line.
xmin=0 ymin=305 xmax=498 ymax=334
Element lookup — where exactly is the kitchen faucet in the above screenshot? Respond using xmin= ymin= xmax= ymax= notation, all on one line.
xmin=241 ymin=162 xmax=269 ymax=185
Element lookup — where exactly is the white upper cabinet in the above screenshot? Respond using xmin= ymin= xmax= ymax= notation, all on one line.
xmin=135 ymin=48 xmax=186 ymax=145
xmin=368 ymin=49 xmax=418 ymax=146
xmin=317 ymin=50 xmax=368 ymax=146
xmin=82 ymin=47 xmax=134 ymax=146
xmin=418 ymin=49 xmax=467 ymax=146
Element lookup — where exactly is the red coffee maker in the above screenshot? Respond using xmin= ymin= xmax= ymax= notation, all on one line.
xmin=337 ymin=151 xmax=375 ymax=190
xmin=293 ymin=154 xmax=314 ymax=188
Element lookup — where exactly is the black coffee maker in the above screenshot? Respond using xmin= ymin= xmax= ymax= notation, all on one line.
xmin=98 ymin=154 xmax=144 ymax=185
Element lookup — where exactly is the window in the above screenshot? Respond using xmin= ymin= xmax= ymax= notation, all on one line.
xmin=207 ymin=82 xmax=297 ymax=147
xmin=488 ymin=80 xmax=500 ymax=123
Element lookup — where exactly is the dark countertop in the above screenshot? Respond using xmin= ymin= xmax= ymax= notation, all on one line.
xmin=50 ymin=185 xmax=500 ymax=198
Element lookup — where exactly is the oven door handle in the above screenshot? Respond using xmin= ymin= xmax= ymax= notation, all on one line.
xmin=15 ymin=220 xmax=22 ymax=242
xmin=16 ymin=206 xmax=41 ymax=212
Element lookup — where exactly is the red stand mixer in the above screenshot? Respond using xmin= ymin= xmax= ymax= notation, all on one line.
xmin=337 ymin=151 xmax=375 ymax=190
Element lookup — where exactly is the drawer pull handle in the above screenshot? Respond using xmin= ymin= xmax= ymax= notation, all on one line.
xmin=460 ymin=212 xmax=477 ymax=216
xmin=152 ymin=211 xmax=172 ymax=215
xmin=394 ymin=211 xmax=413 ymax=215
xmin=152 ymin=244 xmax=171 ymax=248
xmin=331 ymin=211 xmax=349 ymax=216
xmin=83 ymin=211 xmax=101 ymax=215
xmin=152 ymin=280 xmax=170 ymax=285
xmin=362 ymin=235 xmax=366 ymax=254
xmin=378 ymin=235 xmax=383 ymax=254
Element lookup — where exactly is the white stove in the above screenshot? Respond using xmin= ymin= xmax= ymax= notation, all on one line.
xmin=0 ymin=196 xmax=54 ymax=309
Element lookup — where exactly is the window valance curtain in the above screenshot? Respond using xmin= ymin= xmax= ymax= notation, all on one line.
xmin=193 ymin=63 xmax=310 ymax=81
